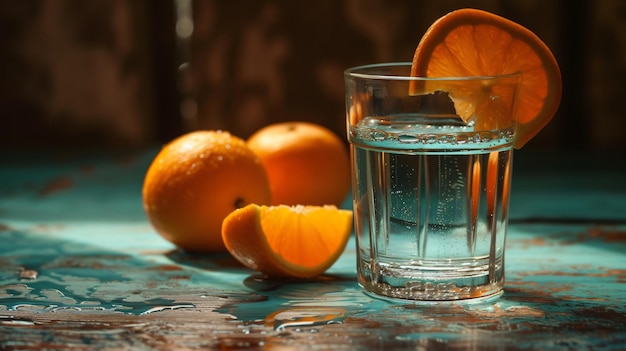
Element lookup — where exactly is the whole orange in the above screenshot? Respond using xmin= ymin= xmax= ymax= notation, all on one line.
xmin=247 ymin=122 xmax=350 ymax=206
xmin=142 ymin=130 xmax=271 ymax=252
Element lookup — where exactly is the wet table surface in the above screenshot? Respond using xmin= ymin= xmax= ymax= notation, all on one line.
xmin=1 ymin=149 xmax=625 ymax=350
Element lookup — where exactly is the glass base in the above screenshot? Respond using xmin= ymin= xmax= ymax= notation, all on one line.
xmin=358 ymin=256 xmax=504 ymax=302
xmin=361 ymin=286 xmax=504 ymax=305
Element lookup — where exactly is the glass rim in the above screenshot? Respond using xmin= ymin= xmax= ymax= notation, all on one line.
xmin=344 ymin=62 xmax=521 ymax=81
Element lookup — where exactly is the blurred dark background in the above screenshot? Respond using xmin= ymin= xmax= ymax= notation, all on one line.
xmin=0 ymin=0 xmax=624 ymax=152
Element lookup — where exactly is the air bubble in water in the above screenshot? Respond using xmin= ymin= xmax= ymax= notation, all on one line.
xmin=455 ymin=135 xmax=468 ymax=144
xmin=371 ymin=131 xmax=386 ymax=141
xmin=425 ymin=135 xmax=438 ymax=144
xmin=398 ymin=135 xmax=418 ymax=143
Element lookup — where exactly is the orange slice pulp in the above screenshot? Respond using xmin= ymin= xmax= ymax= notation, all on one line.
xmin=221 ymin=204 xmax=353 ymax=278
xmin=410 ymin=8 xmax=562 ymax=148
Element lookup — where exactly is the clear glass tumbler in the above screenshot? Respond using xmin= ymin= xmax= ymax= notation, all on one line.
xmin=345 ymin=63 xmax=521 ymax=301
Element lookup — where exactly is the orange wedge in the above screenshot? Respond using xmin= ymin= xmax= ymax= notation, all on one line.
xmin=221 ymin=204 xmax=353 ymax=278
xmin=410 ymin=8 xmax=562 ymax=148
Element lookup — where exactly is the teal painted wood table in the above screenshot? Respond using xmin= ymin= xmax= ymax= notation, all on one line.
xmin=1 ymin=149 xmax=625 ymax=350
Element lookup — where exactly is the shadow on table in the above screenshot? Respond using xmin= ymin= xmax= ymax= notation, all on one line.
xmin=164 ymin=249 xmax=245 ymax=272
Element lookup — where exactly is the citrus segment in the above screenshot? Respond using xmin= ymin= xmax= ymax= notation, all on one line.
xmin=222 ymin=204 xmax=353 ymax=278
xmin=143 ymin=131 xmax=271 ymax=252
xmin=410 ymin=8 xmax=562 ymax=148
xmin=247 ymin=122 xmax=351 ymax=207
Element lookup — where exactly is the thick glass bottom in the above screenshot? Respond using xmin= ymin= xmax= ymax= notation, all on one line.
xmin=357 ymin=255 xmax=504 ymax=302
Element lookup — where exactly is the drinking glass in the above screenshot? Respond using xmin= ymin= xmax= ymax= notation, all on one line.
xmin=344 ymin=63 xmax=521 ymax=301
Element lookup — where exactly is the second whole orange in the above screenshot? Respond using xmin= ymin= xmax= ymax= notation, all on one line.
xmin=247 ymin=122 xmax=351 ymax=207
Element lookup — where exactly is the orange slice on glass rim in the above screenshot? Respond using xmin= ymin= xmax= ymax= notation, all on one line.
xmin=222 ymin=204 xmax=353 ymax=278
xmin=410 ymin=8 xmax=562 ymax=148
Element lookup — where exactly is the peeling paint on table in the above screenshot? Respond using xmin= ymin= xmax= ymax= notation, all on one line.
xmin=1 ymin=150 xmax=625 ymax=350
